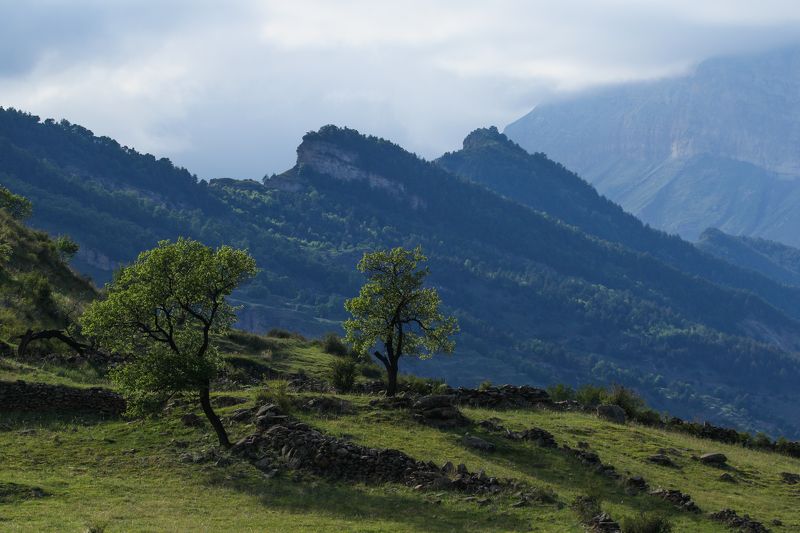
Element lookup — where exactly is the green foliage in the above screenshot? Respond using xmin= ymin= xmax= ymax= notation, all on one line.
xmin=621 ymin=513 xmax=673 ymax=533
xmin=547 ymin=383 xmax=576 ymax=402
xmin=344 ymin=246 xmax=458 ymax=394
xmin=575 ymin=385 xmax=608 ymax=407
xmin=321 ymin=332 xmax=349 ymax=356
xmin=478 ymin=380 xmax=493 ymax=391
xmin=604 ymin=384 xmax=646 ymax=418
xmin=329 ymin=358 xmax=357 ymax=392
xmin=0 ymin=185 xmax=32 ymax=220
xmin=80 ymin=238 xmax=257 ymax=416
xmin=257 ymin=379 xmax=292 ymax=411
xmin=53 ymin=235 xmax=79 ymax=262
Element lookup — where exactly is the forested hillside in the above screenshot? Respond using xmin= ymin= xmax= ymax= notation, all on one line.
xmin=698 ymin=228 xmax=800 ymax=288
xmin=3 ymin=108 xmax=800 ymax=437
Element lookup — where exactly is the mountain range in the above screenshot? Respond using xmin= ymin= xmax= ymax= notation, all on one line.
xmin=2 ymin=107 xmax=800 ymax=437
xmin=505 ymin=46 xmax=800 ymax=246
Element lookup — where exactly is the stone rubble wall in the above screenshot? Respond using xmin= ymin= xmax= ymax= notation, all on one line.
xmin=0 ymin=380 xmax=126 ymax=415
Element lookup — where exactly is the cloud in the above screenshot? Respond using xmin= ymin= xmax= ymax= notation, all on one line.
xmin=2 ymin=0 xmax=800 ymax=178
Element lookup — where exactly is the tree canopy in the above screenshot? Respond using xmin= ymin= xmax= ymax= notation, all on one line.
xmin=344 ymin=246 xmax=458 ymax=395
xmin=81 ymin=238 xmax=257 ymax=446
xmin=0 ymin=185 xmax=32 ymax=220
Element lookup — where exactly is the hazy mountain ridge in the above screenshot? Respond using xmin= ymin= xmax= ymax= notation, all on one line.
xmin=4 ymin=111 xmax=800 ymax=436
xmin=698 ymin=228 xmax=800 ymax=287
xmin=504 ymin=46 xmax=800 ymax=246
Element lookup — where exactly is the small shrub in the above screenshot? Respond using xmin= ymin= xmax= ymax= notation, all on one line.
xmin=634 ymin=408 xmax=663 ymax=426
xmin=621 ymin=512 xmax=673 ymax=533
xmin=576 ymin=384 xmax=607 ymax=407
xmin=605 ymin=384 xmax=645 ymax=418
xmin=330 ymin=358 xmax=357 ymax=392
xmin=478 ymin=379 xmax=493 ymax=391
xmin=256 ymin=379 xmax=292 ymax=411
xmin=399 ymin=374 xmax=441 ymax=395
xmin=266 ymin=328 xmax=305 ymax=341
xmin=358 ymin=362 xmax=383 ymax=379
xmin=322 ymin=332 xmax=349 ymax=356
xmin=547 ymin=383 xmax=576 ymax=402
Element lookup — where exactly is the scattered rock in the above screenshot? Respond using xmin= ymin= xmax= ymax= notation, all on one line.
xmin=596 ymin=404 xmax=626 ymax=424
xmin=699 ymin=452 xmax=728 ymax=466
xmin=649 ymin=488 xmax=700 ymax=513
xmin=180 ymin=413 xmax=204 ymax=428
xmin=412 ymin=395 xmax=469 ymax=428
xmin=718 ymin=473 xmax=737 ymax=483
xmin=231 ymin=407 xmax=255 ymax=423
xmin=625 ymin=476 xmax=648 ymax=493
xmin=212 ymin=395 xmax=247 ymax=408
xmin=647 ymin=453 xmax=678 ymax=468
xmin=461 ymin=435 xmax=496 ymax=452
xmin=780 ymin=471 xmax=800 ymax=484
xmin=710 ymin=508 xmax=769 ymax=533
xmin=300 ymin=396 xmax=354 ymax=415
xmin=589 ymin=512 xmax=622 ymax=533
xmin=451 ymin=385 xmax=551 ymax=409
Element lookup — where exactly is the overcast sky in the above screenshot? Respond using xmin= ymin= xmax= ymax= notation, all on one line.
xmin=2 ymin=0 xmax=800 ymax=179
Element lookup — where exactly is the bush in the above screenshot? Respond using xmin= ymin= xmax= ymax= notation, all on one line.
xmin=621 ymin=513 xmax=673 ymax=533
xmin=478 ymin=379 xmax=493 ymax=391
xmin=330 ymin=358 xmax=357 ymax=392
xmin=358 ymin=362 xmax=383 ymax=379
xmin=322 ymin=332 xmax=349 ymax=356
xmin=399 ymin=374 xmax=443 ymax=395
xmin=547 ymin=383 xmax=576 ymax=402
xmin=266 ymin=328 xmax=305 ymax=340
xmin=256 ymin=379 xmax=292 ymax=411
xmin=605 ymin=384 xmax=645 ymax=418
xmin=575 ymin=384 xmax=607 ymax=407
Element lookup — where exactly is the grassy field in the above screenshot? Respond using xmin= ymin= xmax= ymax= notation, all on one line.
xmin=2 ymin=336 xmax=799 ymax=531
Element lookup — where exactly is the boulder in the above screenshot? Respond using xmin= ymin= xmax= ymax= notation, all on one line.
xmin=596 ymin=404 xmax=626 ymax=424
xmin=461 ymin=435 xmax=496 ymax=452
xmin=180 ymin=413 xmax=204 ymax=428
xmin=699 ymin=452 xmax=727 ymax=466
xmin=647 ymin=453 xmax=678 ymax=468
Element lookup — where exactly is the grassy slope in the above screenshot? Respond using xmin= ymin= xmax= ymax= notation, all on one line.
xmin=2 ymin=337 xmax=799 ymax=531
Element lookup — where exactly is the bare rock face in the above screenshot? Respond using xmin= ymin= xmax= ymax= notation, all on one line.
xmin=596 ymin=404 xmax=626 ymax=424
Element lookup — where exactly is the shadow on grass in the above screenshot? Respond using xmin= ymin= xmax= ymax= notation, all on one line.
xmin=204 ymin=470 xmax=531 ymax=532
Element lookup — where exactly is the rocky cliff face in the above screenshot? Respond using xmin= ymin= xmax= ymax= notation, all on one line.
xmin=504 ymin=46 xmax=800 ymax=246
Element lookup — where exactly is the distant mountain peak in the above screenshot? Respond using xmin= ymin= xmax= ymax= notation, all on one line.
xmin=461 ymin=126 xmax=522 ymax=153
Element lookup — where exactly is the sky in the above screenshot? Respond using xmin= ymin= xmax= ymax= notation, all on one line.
xmin=2 ymin=0 xmax=800 ymax=180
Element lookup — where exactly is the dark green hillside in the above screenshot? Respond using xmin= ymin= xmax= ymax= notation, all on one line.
xmin=3 ymin=109 xmax=800 ymax=437
xmin=437 ymin=126 xmax=800 ymax=320
xmin=698 ymin=228 xmax=800 ymax=287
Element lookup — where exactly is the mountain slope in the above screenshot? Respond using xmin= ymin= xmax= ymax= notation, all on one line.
xmin=698 ymin=228 xmax=800 ymax=287
xmin=504 ymin=46 xmax=800 ymax=246
xmin=436 ymin=127 xmax=800 ymax=320
xmin=0 ymin=208 xmax=96 ymax=348
xmin=3 ymin=110 xmax=800 ymax=436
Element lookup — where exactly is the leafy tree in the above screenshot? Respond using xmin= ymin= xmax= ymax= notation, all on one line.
xmin=344 ymin=246 xmax=458 ymax=396
xmin=80 ymin=238 xmax=257 ymax=447
xmin=54 ymin=235 xmax=79 ymax=262
xmin=0 ymin=185 xmax=32 ymax=220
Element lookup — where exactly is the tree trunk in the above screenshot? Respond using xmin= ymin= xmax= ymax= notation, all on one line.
xmin=199 ymin=384 xmax=230 ymax=448
xmin=386 ymin=360 xmax=399 ymax=397
xmin=17 ymin=328 xmax=89 ymax=358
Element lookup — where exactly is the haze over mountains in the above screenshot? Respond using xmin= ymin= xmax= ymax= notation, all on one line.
xmin=4 ymin=107 xmax=800 ymax=438
xmin=505 ymin=46 xmax=800 ymax=247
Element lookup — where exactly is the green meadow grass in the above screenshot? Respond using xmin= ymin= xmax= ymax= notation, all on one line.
xmin=2 ymin=337 xmax=799 ymax=531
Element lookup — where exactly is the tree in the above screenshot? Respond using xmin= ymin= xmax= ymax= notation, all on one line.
xmin=80 ymin=238 xmax=257 ymax=447
xmin=344 ymin=246 xmax=458 ymax=396
xmin=54 ymin=235 xmax=79 ymax=262
xmin=0 ymin=186 xmax=32 ymax=220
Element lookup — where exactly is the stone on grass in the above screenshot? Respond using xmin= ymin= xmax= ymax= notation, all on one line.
xmin=596 ymin=404 xmax=626 ymax=424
